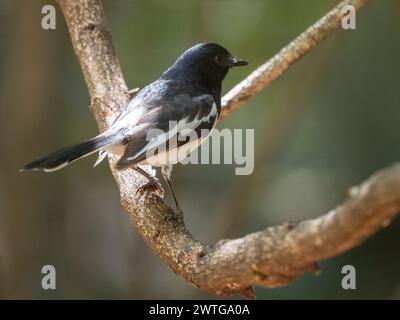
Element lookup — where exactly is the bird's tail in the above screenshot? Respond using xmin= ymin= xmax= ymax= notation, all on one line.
xmin=21 ymin=133 xmax=122 ymax=172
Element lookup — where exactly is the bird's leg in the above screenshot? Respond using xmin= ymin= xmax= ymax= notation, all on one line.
xmin=134 ymin=166 xmax=163 ymax=195
xmin=161 ymin=165 xmax=183 ymax=214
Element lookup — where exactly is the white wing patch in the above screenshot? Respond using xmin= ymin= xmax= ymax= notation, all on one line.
xmin=127 ymin=100 xmax=217 ymax=162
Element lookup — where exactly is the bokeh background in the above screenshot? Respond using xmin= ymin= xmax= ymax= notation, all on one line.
xmin=0 ymin=0 xmax=399 ymax=299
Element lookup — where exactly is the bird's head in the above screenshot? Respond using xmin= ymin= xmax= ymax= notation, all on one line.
xmin=163 ymin=43 xmax=248 ymax=92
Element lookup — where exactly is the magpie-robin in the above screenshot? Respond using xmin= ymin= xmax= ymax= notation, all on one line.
xmin=22 ymin=43 xmax=248 ymax=211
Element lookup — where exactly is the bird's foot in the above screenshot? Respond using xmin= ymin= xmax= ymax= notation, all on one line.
xmin=136 ymin=177 xmax=163 ymax=196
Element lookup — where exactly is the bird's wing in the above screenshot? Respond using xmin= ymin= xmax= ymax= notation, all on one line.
xmin=107 ymin=80 xmax=168 ymax=130
xmin=114 ymin=93 xmax=218 ymax=170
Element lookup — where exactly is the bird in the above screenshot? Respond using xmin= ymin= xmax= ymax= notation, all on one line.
xmin=21 ymin=43 xmax=248 ymax=212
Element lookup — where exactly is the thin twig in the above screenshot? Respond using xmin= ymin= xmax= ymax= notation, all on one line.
xmin=220 ymin=0 xmax=369 ymax=121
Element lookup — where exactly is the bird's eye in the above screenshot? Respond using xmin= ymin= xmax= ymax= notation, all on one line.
xmin=214 ymin=55 xmax=224 ymax=66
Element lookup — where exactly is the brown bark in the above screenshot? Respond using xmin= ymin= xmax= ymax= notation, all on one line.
xmin=55 ymin=0 xmax=398 ymax=299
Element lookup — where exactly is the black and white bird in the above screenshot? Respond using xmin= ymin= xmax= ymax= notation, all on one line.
xmin=22 ymin=43 xmax=248 ymax=211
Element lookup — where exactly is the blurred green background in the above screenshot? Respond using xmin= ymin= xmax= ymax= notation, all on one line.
xmin=0 ymin=0 xmax=399 ymax=299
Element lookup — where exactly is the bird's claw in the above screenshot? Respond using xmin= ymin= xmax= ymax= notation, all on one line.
xmin=136 ymin=178 xmax=163 ymax=196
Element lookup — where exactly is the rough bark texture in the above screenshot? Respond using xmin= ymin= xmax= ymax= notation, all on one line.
xmin=55 ymin=0 xmax=398 ymax=299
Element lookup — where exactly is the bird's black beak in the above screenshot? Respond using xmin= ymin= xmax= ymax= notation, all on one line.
xmin=228 ymin=55 xmax=248 ymax=67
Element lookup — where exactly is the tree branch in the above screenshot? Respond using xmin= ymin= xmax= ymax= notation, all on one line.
xmin=220 ymin=0 xmax=369 ymax=120
xmin=55 ymin=0 xmax=399 ymax=298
